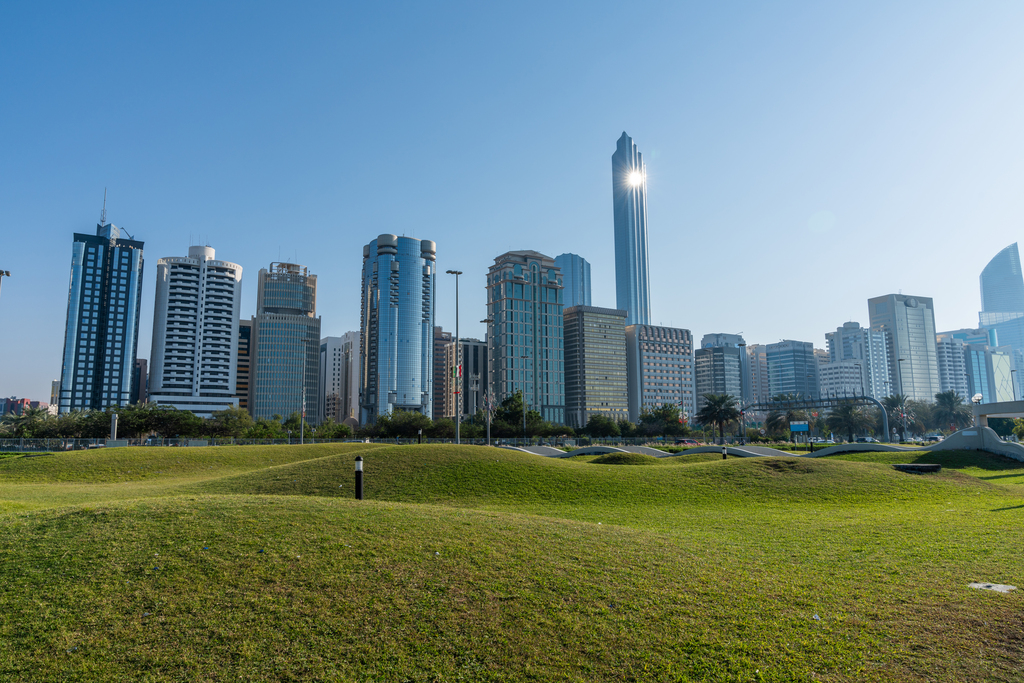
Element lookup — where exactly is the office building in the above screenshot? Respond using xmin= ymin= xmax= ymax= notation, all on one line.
xmin=319 ymin=332 xmax=359 ymax=426
xmin=746 ymin=344 xmax=770 ymax=404
xmin=555 ymin=253 xmax=592 ymax=309
xmin=965 ymin=344 xmax=1014 ymax=403
xmin=148 ymin=246 xmax=243 ymax=418
xmin=824 ymin=322 xmax=891 ymax=399
xmin=935 ymin=334 xmax=970 ymax=398
xmin=251 ymin=262 xmax=321 ymax=423
xmin=57 ymin=219 xmax=144 ymax=414
xmin=360 ymin=236 xmax=436 ymax=423
xmin=444 ymin=337 xmax=489 ymax=421
xmin=564 ymin=306 xmax=628 ymax=428
xmin=694 ymin=333 xmax=746 ymax=410
xmin=818 ymin=360 xmax=865 ymax=397
xmin=612 ymin=132 xmax=651 ymax=326
xmin=485 ymin=250 xmax=565 ymax=424
xmin=980 ymin=243 xmax=1024 ymax=314
xmin=433 ymin=327 xmax=453 ymax=417
xmin=625 ymin=324 xmax=694 ymax=423
xmin=766 ymin=340 xmax=819 ymax=399
xmin=868 ymin=294 xmax=940 ymax=402
xmin=133 ymin=359 xmax=148 ymax=404
xmin=235 ymin=320 xmax=252 ymax=410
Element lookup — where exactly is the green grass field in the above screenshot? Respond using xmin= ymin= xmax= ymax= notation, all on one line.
xmin=0 ymin=444 xmax=1021 ymax=681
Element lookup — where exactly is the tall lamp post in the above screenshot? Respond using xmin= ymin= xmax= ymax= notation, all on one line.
xmin=521 ymin=354 xmax=529 ymax=441
xmin=0 ymin=270 xmax=9 ymax=301
xmin=1012 ymin=369 xmax=1018 ymax=402
xmin=446 ymin=269 xmax=463 ymax=444
xmin=481 ymin=318 xmax=494 ymax=446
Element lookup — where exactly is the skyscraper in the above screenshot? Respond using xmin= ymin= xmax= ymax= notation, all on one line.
xmin=746 ymin=344 xmax=770 ymax=404
xmin=980 ymin=243 xmax=1024 ymax=314
xmin=360 ymin=235 xmax=436 ymax=423
xmin=148 ymin=245 xmax=243 ymax=418
xmin=766 ymin=340 xmax=819 ymax=399
xmin=823 ymin=322 xmax=891 ymax=399
xmin=563 ymin=305 xmax=628 ymax=428
xmin=612 ymin=132 xmax=651 ymax=326
xmin=485 ymin=250 xmax=565 ymax=424
xmin=868 ymin=294 xmax=940 ymax=402
xmin=433 ymin=326 xmax=453 ymax=417
xmin=235 ymin=320 xmax=252 ymax=411
xmin=251 ymin=262 xmax=321 ymax=423
xmin=935 ymin=333 xmax=970 ymax=398
xmin=554 ymin=253 xmax=592 ymax=309
xmin=57 ymin=218 xmax=144 ymax=414
xmin=625 ymin=324 xmax=694 ymax=423
xmin=320 ymin=333 xmax=360 ymax=426
xmin=978 ymin=244 xmax=1024 ymax=396
xmin=694 ymin=333 xmax=747 ymax=410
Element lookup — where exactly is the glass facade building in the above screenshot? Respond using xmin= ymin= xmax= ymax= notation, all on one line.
xmin=563 ymin=306 xmax=628 ymax=428
xmin=360 ymin=235 xmax=436 ymax=423
xmin=444 ymin=338 xmax=489 ymax=421
xmin=980 ymin=243 xmax=1024 ymax=314
xmin=766 ymin=339 xmax=819 ymax=400
xmin=868 ymin=294 xmax=940 ymax=402
xmin=625 ymin=324 xmax=694 ymax=423
xmin=554 ymin=253 xmax=592 ymax=309
xmin=694 ymin=333 xmax=746 ymax=410
xmin=148 ymin=245 xmax=243 ymax=418
xmin=612 ymin=132 xmax=651 ymax=327
xmin=486 ymin=250 xmax=565 ymax=424
xmin=58 ymin=222 xmax=144 ymax=414
xmin=251 ymin=262 xmax=321 ymax=423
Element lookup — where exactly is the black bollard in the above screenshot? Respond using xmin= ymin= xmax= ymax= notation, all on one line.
xmin=355 ymin=456 xmax=364 ymax=500
xmin=722 ymin=445 xmax=727 ymax=460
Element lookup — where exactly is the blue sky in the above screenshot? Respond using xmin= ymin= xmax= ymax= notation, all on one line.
xmin=3 ymin=1 xmax=1024 ymax=401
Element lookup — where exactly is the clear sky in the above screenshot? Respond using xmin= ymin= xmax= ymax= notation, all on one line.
xmin=3 ymin=1 xmax=1024 ymax=402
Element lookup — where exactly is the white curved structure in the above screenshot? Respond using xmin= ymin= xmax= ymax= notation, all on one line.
xmin=149 ymin=245 xmax=243 ymax=418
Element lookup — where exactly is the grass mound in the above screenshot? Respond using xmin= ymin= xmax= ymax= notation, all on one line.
xmin=589 ymin=452 xmax=660 ymax=465
xmin=824 ymin=449 xmax=1024 ymax=493
xmin=1 ymin=444 xmax=1023 ymax=681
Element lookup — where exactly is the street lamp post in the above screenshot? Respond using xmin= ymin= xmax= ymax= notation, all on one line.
xmin=521 ymin=354 xmax=529 ymax=441
xmin=446 ymin=269 xmax=463 ymax=444
xmin=0 ymin=270 xmax=9 ymax=301
xmin=897 ymin=358 xmax=907 ymax=441
xmin=1012 ymin=369 xmax=1018 ymax=402
xmin=481 ymin=318 xmax=494 ymax=446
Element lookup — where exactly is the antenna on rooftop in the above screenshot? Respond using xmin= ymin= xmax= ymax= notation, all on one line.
xmin=100 ymin=188 xmax=107 ymax=225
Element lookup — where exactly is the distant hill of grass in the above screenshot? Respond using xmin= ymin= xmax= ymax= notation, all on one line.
xmin=0 ymin=443 xmax=1021 ymax=681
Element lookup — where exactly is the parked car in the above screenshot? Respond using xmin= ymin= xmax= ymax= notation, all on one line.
xmin=925 ymin=434 xmax=942 ymax=442
xmin=855 ymin=436 xmax=878 ymax=443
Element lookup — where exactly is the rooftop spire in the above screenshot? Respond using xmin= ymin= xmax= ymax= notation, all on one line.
xmin=100 ymin=188 xmax=107 ymax=225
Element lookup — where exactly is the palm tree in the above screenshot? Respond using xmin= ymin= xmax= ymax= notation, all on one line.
xmin=826 ymin=402 xmax=873 ymax=442
xmin=932 ymin=390 xmax=971 ymax=431
xmin=764 ymin=394 xmax=807 ymax=437
xmin=695 ymin=394 xmax=740 ymax=442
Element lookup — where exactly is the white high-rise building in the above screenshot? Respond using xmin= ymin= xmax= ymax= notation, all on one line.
xmin=320 ymin=332 xmax=360 ymax=427
xmin=824 ymin=322 xmax=892 ymax=399
xmin=935 ymin=334 xmax=969 ymax=398
xmin=148 ymin=246 xmax=243 ymax=417
xmin=868 ymin=294 xmax=940 ymax=402
xmin=746 ymin=344 xmax=770 ymax=404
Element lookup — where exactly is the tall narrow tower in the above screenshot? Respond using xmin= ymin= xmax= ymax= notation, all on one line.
xmin=612 ymin=132 xmax=651 ymax=326
xmin=57 ymin=214 xmax=145 ymax=414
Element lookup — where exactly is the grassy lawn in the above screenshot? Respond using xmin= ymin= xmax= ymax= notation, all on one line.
xmin=0 ymin=444 xmax=1022 ymax=681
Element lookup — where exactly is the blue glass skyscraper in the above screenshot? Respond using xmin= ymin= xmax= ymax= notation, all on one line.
xmin=980 ymin=243 xmax=1024 ymax=314
xmin=554 ymin=253 xmax=591 ymax=308
xmin=978 ymin=243 xmax=1024 ymax=398
xmin=612 ymin=132 xmax=651 ymax=326
xmin=58 ymin=219 xmax=145 ymax=413
xmin=360 ymin=235 xmax=436 ymax=423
